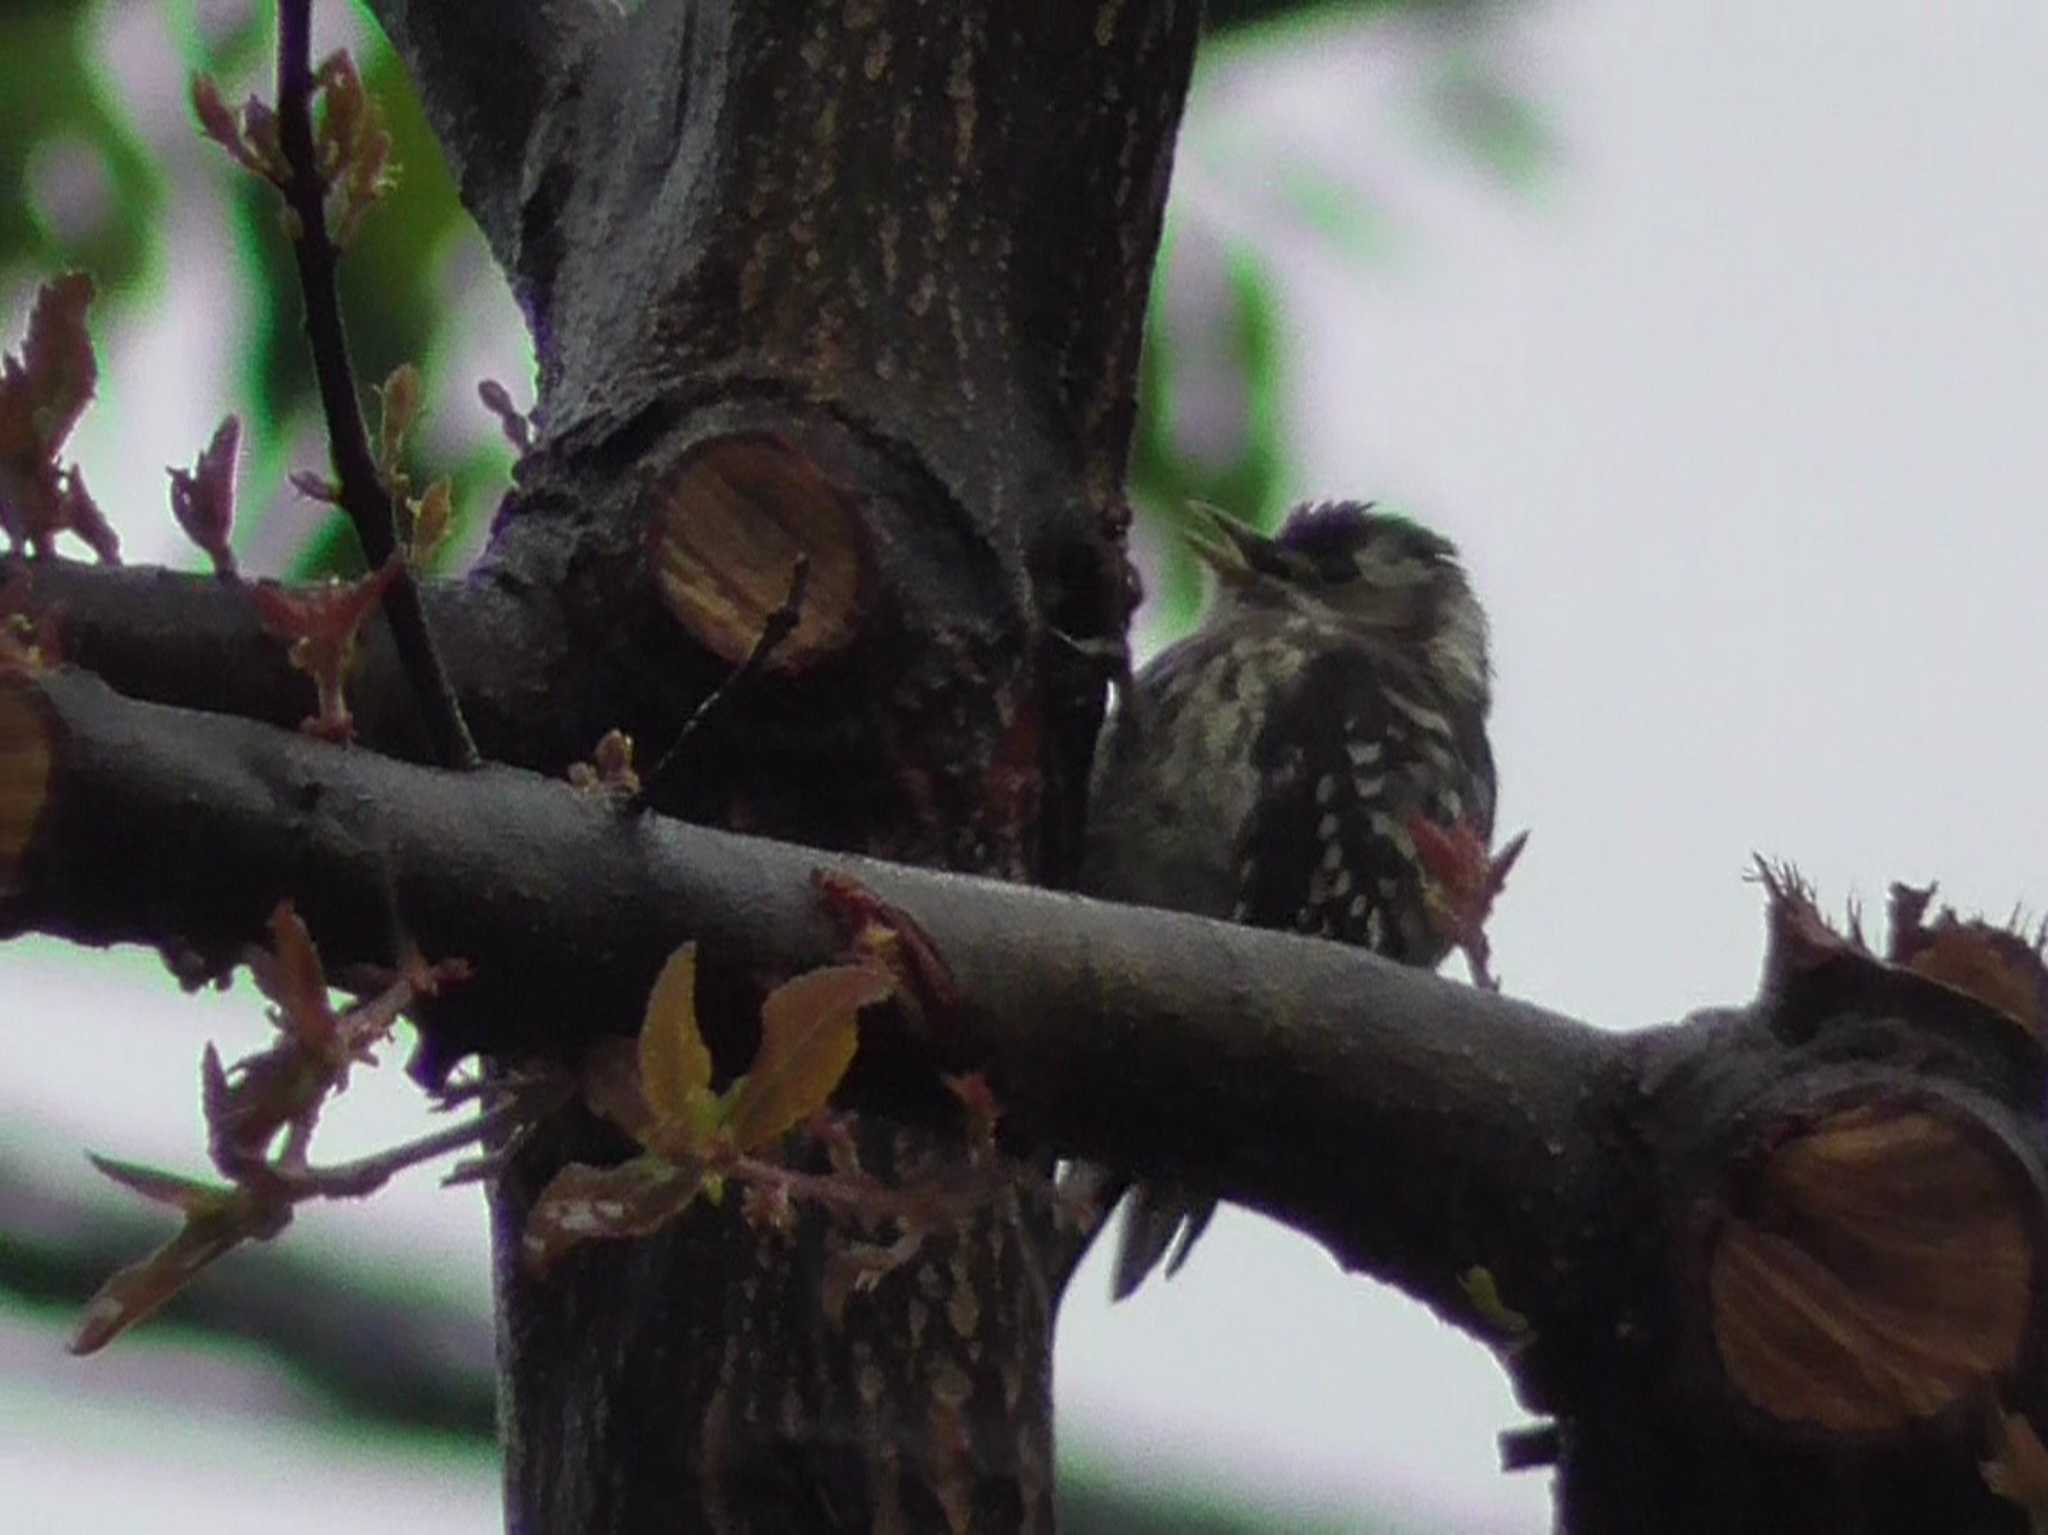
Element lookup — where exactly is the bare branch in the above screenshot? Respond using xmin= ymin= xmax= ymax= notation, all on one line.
xmin=272 ymin=1 xmax=477 ymax=770
xmin=11 ymin=558 xmax=574 ymax=772
xmin=638 ymin=553 xmax=809 ymax=804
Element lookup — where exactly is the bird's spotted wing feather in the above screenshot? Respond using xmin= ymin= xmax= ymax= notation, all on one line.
xmin=1232 ymin=642 xmax=1495 ymax=963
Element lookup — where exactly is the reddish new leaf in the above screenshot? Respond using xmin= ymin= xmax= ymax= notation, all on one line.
xmin=209 ymin=907 xmax=341 ymax=1175
xmin=289 ymin=469 xmax=341 ymax=504
xmin=56 ymin=465 xmax=118 ymax=563
xmin=189 ymin=74 xmax=246 ymax=161
xmin=943 ymin=1071 xmax=1003 ymax=1148
xmin=240 ymin=96 xmax=281 ymax=176
xmin=249 ymin=557 xmax=402 ymax=740
xmin=1410 ymin=815 xmax=1529 ymax=990
xmin=313 ymin=51 xmax=394 ymax=245
xmin=257 ymin=901 xmax=339 ymax=1051
xmin=74 ymin=1157 xmax=292 ymax=1354
xmin=167 ymin=415 xmax=241 ymax=577
xmin=202 ymin=1037 xmax=323 ymax=1179
xmin=522 ymin=1156 xmax=705 ymax=1274
xmin=814 ymin=869 xmax=960 ymax=1025
xmin=724 ymin=965 xmax=892 ymax=1153
xmin=580 ymin=1037 xmax=659 ymax=1144
xmin=0 ymin=274 xmax=113 ymax=561
xmin=188 ymin=74 xmax=279 ymax=180
xmin=0 ymin=272 xmax=95 ymax=462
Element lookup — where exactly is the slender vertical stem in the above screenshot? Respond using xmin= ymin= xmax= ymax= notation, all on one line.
xmin=273 ymin=0 xmax=480 ymax=770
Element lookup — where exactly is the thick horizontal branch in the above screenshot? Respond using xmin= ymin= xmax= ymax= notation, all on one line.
xmin=17 ymin=556 xmax=590 ymax=773
xmin=1 ymin=665 xmax=1620 ymax=1346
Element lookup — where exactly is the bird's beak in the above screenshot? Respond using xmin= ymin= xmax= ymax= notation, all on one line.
xmin=1180 ymin=502 xmax=1290 ymax=587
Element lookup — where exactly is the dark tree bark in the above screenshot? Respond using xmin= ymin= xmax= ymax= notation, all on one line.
xmin=365 ymin=6 xmax=1206 ymax=1529
xmin=6 ymin=3 xmax=2048 ymax=1533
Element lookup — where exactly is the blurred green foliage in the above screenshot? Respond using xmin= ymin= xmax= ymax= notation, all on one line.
xmin=1130 ymin=238 xmax=1291 ymax=631
xmin=1432 ymin=53 xmax=1555 ymax=188
xmin=2 ymin=1 xmax=510 ymax=579
xmin=0 ymin=0 xmax=161 ymax=287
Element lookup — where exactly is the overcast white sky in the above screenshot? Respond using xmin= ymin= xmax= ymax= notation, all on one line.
xmin=6 ymin=2 xmax=2047 ymax=1531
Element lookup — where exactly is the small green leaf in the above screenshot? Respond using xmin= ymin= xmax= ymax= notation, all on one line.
xmin=639 ymin=943 xmax=713 ymax=1119
xmin=676 ymin=1084 xmax=723 ymax=1154
xmin=724 ymin=965 xmax=892 ymax=1153
xmin=88 ymin=1153 xmax=236 ymax=1216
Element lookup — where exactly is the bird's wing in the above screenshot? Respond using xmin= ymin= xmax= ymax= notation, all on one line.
xmin=1232 ymin=643 xmax=1490 ymax=962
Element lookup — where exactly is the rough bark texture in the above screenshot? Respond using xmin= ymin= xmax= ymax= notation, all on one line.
xmin=7 ymin=2 xmax=2048 ymax=1532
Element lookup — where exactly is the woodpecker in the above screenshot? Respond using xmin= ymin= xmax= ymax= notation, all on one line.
xmin=1080 ymin=500 xmax=1497 ymax=1299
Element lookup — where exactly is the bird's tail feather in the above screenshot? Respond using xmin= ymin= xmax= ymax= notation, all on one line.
xmin=1111 ymin=1182 xmax=1217 ymax=1300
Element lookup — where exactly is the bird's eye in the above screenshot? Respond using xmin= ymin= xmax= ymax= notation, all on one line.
xmin=1318 ymin=555 xmax=1362 ymax=585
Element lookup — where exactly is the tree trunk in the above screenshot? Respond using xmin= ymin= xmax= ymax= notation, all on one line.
xmin=360 ymin=3 xmax=1201 ymax=1528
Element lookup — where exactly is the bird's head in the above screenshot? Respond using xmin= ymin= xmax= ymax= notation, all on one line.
xmin=1184 ymin=499 xmax=1490 ymax=707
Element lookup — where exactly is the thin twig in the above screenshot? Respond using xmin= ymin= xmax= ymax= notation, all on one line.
xmin=278 ymin=1091 xmax=544 ymax=1200
xmin=638 ymin=554 xmax=810 ymax=804
xmin=729 ymin=1149 xmax=1006 ymax=1231
xmin=273 ymin=0 xmax=478 ymax=770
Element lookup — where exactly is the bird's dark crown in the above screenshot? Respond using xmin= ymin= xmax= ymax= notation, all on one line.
xmin=1272 ymin=500 xmax=1458 ymax=582
xmin=1232 ymin=500 xmax=1490 ymax=707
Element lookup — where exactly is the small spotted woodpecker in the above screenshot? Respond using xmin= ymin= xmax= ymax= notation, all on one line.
xmin=1081 ymin=500 xmax=1498 ymax=1299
